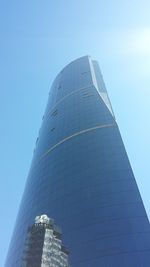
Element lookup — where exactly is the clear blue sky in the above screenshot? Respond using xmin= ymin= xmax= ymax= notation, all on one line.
xmin=0 ymin=1 xmax=150 ymax=266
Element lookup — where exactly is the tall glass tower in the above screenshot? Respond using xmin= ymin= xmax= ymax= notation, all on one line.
xmin=5 ymin=56 xmax=150 ymax=266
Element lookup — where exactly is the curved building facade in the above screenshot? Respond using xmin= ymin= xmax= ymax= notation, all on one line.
xmin=5 ymin=56 xmax=150 ymax=266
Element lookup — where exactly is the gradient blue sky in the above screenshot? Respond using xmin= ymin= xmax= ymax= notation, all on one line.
xmin=0 ymin=1 xmax=150 ymax=266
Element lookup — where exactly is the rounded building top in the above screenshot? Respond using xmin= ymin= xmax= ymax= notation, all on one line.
xmin=35 ymin=214 xmax=52 ymax=224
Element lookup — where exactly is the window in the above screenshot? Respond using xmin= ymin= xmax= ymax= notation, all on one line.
xmin=51 ymin=127 xmax=55 ymax=132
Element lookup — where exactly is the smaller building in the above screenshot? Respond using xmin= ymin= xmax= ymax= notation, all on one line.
xmin=22 ymin=215 xmax=70 ymax=267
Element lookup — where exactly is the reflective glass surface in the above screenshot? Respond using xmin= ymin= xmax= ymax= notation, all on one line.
xmin=5 ymin=56 xmax=150 ymax=267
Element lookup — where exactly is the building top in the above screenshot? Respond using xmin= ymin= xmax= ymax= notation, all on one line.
xmin=35 ymin=214 xmax=53 ymax=225
xmin=49 ymin=55 xmax=114 ymax=117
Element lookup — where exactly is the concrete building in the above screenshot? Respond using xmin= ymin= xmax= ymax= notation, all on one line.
xmin=22 ymin=215 xmax=69 ymax=267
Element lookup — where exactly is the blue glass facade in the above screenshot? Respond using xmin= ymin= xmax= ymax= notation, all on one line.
xmin=5 ymin=56 xmax=150 ymax=266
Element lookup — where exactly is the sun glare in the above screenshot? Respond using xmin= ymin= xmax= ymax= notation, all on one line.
xmin=131 ymin=28 xmax=150 ymax=55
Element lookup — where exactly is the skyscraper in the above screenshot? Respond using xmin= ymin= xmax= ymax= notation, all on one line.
xmin=22 ymin=215 xmax=69 ymax=267
xmin=5 ymin=56 xmax=150 ymax=266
